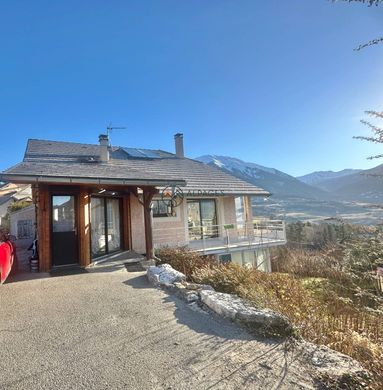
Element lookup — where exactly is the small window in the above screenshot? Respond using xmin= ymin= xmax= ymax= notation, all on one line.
xmin=17 ymin=220 xmax=33 ymax=239
xmin=219 ymin=254 xmax=232 ymax=264
xmin=152 ymin=200 xmax=176 ymax=218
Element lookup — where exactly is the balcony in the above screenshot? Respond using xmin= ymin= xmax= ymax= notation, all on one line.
xmin=153 ymin=219 xmax=286 ymax=255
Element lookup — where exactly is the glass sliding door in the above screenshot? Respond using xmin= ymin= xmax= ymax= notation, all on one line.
xmin=106 ymin=198 xmax=121 ymax=253
xmin=187 ymin=199 xmax=218 ymax=240
xmin=90 ymin=197 xmax=121 ymax=259
xmin=187 ymin=201 xmax=202 ymax=240
xmin=90 ymin=197 xmax=106 ymax=257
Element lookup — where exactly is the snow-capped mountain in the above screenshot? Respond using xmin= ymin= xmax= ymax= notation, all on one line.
xmin=196 ymin=155 xmax=331 ymax=200
xmin=195 ymin=155 xmax=383 ymax=223
xmin=297 ymin=169 xmax=361 ymax=186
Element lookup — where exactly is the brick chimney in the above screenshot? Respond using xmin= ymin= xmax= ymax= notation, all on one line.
xmin=99 ymin=134 xmax=109 ymax=162
xmin=174 ymin=133 xmax=184 ymax=158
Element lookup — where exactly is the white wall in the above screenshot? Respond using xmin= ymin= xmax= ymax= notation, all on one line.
xmin=229 ymin=248 xmax=271 ymax=272
xmin=9 ymin=204 xmax=36 ymax=241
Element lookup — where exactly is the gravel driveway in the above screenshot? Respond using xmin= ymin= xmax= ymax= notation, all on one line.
xmin=0 ymin=267 xmax=318 ymax=389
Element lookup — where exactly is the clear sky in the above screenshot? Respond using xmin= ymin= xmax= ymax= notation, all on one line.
xmin=1 ymin=0 xmax=383 ymax=176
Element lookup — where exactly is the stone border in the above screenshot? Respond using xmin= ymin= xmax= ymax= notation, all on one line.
xmin=146 ymin=263 xmax=372 ymax=387
xmin=147 ymin=264 xmax=292 ymax=337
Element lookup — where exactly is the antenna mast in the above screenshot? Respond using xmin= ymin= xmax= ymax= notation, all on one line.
xmin=106 ymin=123 xmax=127 ymax=145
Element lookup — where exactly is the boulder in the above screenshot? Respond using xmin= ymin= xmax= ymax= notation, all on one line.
xmin=299 ymin=341 xmax=371 ymax=388
xmin=200 ymin=290 xmax=293 ymax=337
xmin=147 ymin=264 xmax=186 ymax=286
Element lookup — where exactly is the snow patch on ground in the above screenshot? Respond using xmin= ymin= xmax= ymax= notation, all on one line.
xmin=147 ymin=264 xmax=186 ymax=286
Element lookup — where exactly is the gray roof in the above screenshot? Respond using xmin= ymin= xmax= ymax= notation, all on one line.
xmin=1 ymin=139 xmax=269 ymax=196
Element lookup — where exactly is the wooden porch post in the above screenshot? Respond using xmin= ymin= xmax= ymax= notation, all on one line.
xmin=36 ymin=185 xmax=51 ymax=272
xmin=143 ymin=188 xmax=156 ymax=259
xmin=122 ymin=193 xmax=132 ymax=251
xmin=78 ymin=188 xmax=91 ymax=267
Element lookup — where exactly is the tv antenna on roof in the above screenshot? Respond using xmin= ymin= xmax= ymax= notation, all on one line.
xmin=106 ymin=123 xmax=127 ymax=146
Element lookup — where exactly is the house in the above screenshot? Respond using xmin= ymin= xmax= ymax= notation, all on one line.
xmin=9 ymin=204 xmax=35 ymax=242
xmin=0 ymin=134 xmax=286 ymax=272
xmin=0 ymin=183 xmax=32 ymax=227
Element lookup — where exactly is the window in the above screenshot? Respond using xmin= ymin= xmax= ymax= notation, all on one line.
xmin=17 ymin=220 xmax=33 ymax=239
xmin=219 ymin=254 xmax=232 ymax=264
xmin=152 ymin=200 xmax=175 ymax=218
xmin=187 ymin=199 xmax=218 ymax=240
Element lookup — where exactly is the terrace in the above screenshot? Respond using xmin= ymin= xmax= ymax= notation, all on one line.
xmin=153 ymin=219 xmax=286 ymax=255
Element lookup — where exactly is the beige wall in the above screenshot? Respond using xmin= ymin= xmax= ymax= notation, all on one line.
xmin=221 ymin=197 xmax=236 ymax=225
xmin=153 ymin=200 xmax=188 ymax=248
xmin=129 ymin=196 xmax=189 ymax=252
xmin=129 ymin=195 xmax=146 ymax=253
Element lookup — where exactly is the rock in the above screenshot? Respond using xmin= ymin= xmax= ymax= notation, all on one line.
xmin=299 ymin=341 xmax=372 ymax=388
xmin=198 ymin=284 xmax=215 ymax=292
xmin=236 ymin=306 xmax=293 ymax=337
xmin=147 ymin=264 xmax=186 ymax=286
xmin=180 ymin=290 xmax=199 ymax=303
xmin=301 ymin=341 xmax=366 ymax=374
xmin=183 ymin=282 xmax=200 ymax=290
xmin=200 ymin=290 xmax=241 ymax=320
xmin=200 ymin=290 xmax=293 ymax=337
xmin=171 ymin=282 xmax=199 ymax=303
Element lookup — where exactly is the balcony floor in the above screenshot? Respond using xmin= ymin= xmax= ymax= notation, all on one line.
xmin=188 ymin=236 xmax=286 ymax=255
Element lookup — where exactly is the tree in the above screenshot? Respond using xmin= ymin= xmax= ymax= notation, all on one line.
xmin=334 ymin=1 xmax=383 ymax=154
xmin=354 ymin=111 xmax=383 ymax=159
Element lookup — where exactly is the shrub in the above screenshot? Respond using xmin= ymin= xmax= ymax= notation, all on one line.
xmin=155 ymin=246 xmax=215 ymax=277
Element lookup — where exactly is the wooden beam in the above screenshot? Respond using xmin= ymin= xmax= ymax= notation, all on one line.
xmin=36 ymin=185 xmax=51 ymax=272
xmin=143 ymin=188 xmax=156 ymax=259
xmin=122 ymin=193 xmax=132 ymax=250
xmin=78 ymin=188 xmax=91 ymax=267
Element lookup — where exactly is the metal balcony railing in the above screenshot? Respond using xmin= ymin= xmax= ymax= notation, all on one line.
xmin=153 ymin=219 xmax=286 ymax=255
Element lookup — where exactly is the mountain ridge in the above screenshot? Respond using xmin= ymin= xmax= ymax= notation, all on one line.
xmin=196 ymin=155 xmax=332 ymax=200
xmin=297 ymin=169 xmax=361 ymax=186
xmin=195 ymin=155 xmax=383 ymax=224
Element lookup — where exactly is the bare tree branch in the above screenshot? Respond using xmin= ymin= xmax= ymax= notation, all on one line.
xmin=367 ymin=154 xmax=383 ymax=159
xmin=332 ymin=0 xmax=383 ymax=6
xmin=360 ymin=120 xmax=383 ymax=137
xmin=332 ymin=1 xmax=383 ymax=49
xmin=365 ymin=110 xmax=383 ymax=119
xmin=354 ymin=37 xmax=383 ymax=51
xmin=353 ymin=135 xmax=383 ymax=143
xmin=354 ymin=112 xmax=383 ymax=158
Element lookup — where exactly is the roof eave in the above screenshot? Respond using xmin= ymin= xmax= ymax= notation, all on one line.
xmin=0 ymin=173 xmax=186 ymax=188
xmin=183 ymin=192 xmax=270 ymax=197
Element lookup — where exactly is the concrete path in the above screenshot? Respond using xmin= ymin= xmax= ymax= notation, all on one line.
xmin=0 ymin=268 xmax=318 ymax=389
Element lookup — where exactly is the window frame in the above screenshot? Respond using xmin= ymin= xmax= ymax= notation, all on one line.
xmin=151 ymin=199 xmax=176 ymax=218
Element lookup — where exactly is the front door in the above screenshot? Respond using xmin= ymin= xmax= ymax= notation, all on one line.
xmin=52 ymin=195 xmax=79 ymax=266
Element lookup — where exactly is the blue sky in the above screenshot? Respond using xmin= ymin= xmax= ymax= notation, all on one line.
xmin=1 ymin=0 xmax=383 ymax=176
